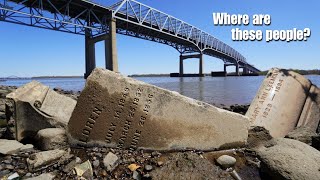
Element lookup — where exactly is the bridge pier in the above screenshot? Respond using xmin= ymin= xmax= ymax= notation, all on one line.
xmin=84 ymin=19 xmax=118 ymax=79
xmin=179 ymin=53 xmax=203 ymax=77
xmin=84 ymin=31 xmax=96 ymax=79
xmin=223 ymin=63 xmax=240 ymax=76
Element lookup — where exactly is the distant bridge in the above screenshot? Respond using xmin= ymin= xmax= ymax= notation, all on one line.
xmin=0 ymin=0 xmax=260 ymax=77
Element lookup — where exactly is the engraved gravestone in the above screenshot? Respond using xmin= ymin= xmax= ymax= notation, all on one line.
xmin=67 ymin=68 xmax=250 ymax=151
xmin=246 ymin=68 xmax=320 ymax=137
xmin=6 ymin=81 xmax=77 ymax=141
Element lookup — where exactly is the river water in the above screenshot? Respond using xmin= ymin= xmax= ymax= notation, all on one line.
xmin=1 ymin=75 xmax=320 ymax=106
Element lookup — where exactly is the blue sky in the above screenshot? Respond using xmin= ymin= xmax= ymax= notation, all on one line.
xmin=0 ymin=0 xmax=319 ymax=77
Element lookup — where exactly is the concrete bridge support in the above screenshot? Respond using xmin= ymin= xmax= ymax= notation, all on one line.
xmin=179 ymin=53 xmax=203 ymax=77
xmin=224 ymin=62 xmax=240 ymax=76
xmin=84 ymin=19 xmax=118 ymax=79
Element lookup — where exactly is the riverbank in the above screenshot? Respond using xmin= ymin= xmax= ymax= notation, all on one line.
xmin=0 ymin=84 xmax=319 ymax=180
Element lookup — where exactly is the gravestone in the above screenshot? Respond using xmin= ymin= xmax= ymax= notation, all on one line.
xmin=67 ymin=68 xmax=249 ymax=151
xmin=6 ymin=81 xmax=77 ymax=141
xmin=246 ymin=68 xmax=320 ymax=137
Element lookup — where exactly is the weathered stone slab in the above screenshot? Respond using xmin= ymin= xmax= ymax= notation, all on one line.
xmin=0 ymin=139 xmax=32 ymax=155
xmin=27 ymin=149 xmax=67 ymax=172
xmin=67 ymin=68 xmax=249 ymax=151
xmin=6 ymin=81 xmax=77 ymax=141
xmin=297 ymin=85 xmax=320 ymax=132
xmin=246 ymin=68 xmax=312 ymax=137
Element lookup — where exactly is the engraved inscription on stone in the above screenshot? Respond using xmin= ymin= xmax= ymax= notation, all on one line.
xmin=246 ymin=68 xmax=312 ymax=137
xmin=67 ymin=68 xmax=249 ymax=151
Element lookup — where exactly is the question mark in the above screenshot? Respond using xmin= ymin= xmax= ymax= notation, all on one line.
xmin=303 ymin=28 xmax=311 ymax=41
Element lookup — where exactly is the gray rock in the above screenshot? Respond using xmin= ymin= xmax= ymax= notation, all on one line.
xmin=216 ymin=155 xmax=236 ymax=169
xmin=133 ymin=171 xmax=141 ymax=180
xmin=7 ymin=172 xmax=19 ymax=180
xmin=20 ymin=144 xmax=34 ymax=151
xmin=67 ymin=68 xmax=249 ymax=151
xmin=35 ymin=128 xmax=67 ymax=150
xmin=92 ymin=160 xmax=100 ymax=168
xmin=6 ymin=81 xmax=77 ymax=141
xmin=285 ymin=126 xmax=317 ymax=145
xmin=145 ymin=165 xmax=153 ymax=171
xmin=27 ymin=149 xmax=67 ymax=172
xmin=0 ymin=170 xmax=10 ymax=177
xmin=0 ymin=139 xmax=32 ymax=155
xmin=257 ymin=138 xmax=320 ymax=180
xmin=25 ymin=173 xmax=55 ymax=180
xmin=103 ymin=152 xmax=119 ymax=172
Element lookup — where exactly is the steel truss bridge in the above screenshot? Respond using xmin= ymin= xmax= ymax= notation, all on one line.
xmin=0 ymin=0 xmax=260 ymax=77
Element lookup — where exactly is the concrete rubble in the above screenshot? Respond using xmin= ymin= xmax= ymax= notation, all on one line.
xmin=27 ymin=149 xmax=67 ymax=172
xmin=0 ymin=139 xmax=33 ymax=155
xmin=6 ymin=81 xmax=76 ymax=141
xmin=246 ymin=68 xmax=320 ymax=137
xmin=35 ymin=128 xmax=68 ymax=150
xmin=67 ymin=68 xmax=250 ymax=151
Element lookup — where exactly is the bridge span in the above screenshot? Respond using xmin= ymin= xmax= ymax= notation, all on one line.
xmin=0 ymin=0 xmax=260 ymax=77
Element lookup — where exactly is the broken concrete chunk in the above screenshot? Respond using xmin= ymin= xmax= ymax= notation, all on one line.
xmin=6 ymin=81 xmax=77 ymax=141
xmin=35 ymin=128 xmax=68 ymax=150
xmin=246 ymin=68 xmax=313 ymax=137
xmin=257 ymin=138 xmax=320 ymax=180
xmin=27 ymin=149 xmax=67 ymax=172
xmin=103 ymin=152 xmax=119 ymax=172
xmin=0 ymin=139 xmax=32 ymax=155
xmin=67 ymin=68 xmax=249 ymax=151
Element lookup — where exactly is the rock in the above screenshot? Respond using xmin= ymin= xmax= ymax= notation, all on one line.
xmin=145 ymin=164 xmax=153 ymax=171
xmin=75 ymin=157 xmax=82 ymax=164
xmin=103 ymin=152 xmax=119 ymax=172
xmin=35 ymin=128 xmax=68 ymax=150
xmin=133 ymin=171 xmax=141 ymax=180
xmin=0 ymin=139 xmax=32 ymax=155
xmin=6 ymin=81 xmax=77 ymax=141
xmin=20 ymin=144 xmax=34 ymax=151
xmin=27 ymin=149 xmax=67 ymax=172
xmin=257 ymin=138 xmax=320 ymax=180
xmin=67 ymin=68 xmax=249 ymax=151
xmin=7 ymin=172 xmax=19 ymax=180
xmin=26 ymin=173 xmax=55 ymax=180
xmin=216 ymin=155 xmax=236 ymax=169
xmin=92 ymin=160 xmax=100 ymax=168
xmin=285 ymin=126 xmax=317 ymax=145
xmin=0 ymin=170 xmax=10 ymax=177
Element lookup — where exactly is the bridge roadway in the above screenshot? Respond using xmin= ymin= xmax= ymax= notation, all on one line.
xmin=0 ymin=0 xmax=260 ymax=77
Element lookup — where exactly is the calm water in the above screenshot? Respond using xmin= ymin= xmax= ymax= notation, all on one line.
xmin=1 ymin=75 xmax=320 ymax=106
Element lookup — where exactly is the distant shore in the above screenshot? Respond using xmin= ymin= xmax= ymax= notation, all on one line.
xmin=1 ymin=69 xmax=319 ymax=79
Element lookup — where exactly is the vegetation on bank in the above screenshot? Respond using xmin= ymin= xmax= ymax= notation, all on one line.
xmin=258 ymin=69 xmax=320 ymax=75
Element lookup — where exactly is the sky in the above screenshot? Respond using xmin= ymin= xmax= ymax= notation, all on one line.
xmin=0 ymin=0 xmax=319 ymax=77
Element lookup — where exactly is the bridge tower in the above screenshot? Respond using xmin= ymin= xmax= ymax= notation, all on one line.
xmin=224 ymin=62 xmax=240 ymax=76
xmin=179 ymin=53 xmax=204 ymax=77
xmin=84 ymin=19 xmax=118 ymax=79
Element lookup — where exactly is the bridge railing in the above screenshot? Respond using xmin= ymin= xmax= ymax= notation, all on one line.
xmin=91 ymin=0 xmax=246 ymax=64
